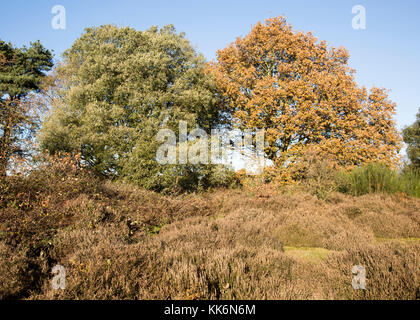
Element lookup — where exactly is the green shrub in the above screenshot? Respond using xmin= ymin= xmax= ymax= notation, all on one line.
xmin=338 ymin=163 xmax=400 ymax=196
xmin=123 ymin=163 xmax=239 ymax=194
xmin=336 ymin=163 xmax=420 ymax=198
xmin=400 ymin=167 xmax=420 ymax=198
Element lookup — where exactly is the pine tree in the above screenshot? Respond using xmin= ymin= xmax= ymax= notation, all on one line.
xmin=0 ymin=40 xmax=53 ymax=175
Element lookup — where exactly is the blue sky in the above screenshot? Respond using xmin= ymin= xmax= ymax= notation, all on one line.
xmin=1 ymin=0 xmax=419 ymax=130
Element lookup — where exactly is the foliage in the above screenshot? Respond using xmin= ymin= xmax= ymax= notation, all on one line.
xmin=403 ymin=107 xmax=420 ymax=170
xmin=1 ymin=167 xmax=419 ymax=299
xmin=39 ymin=24 xmax=229 ymax=192
xmin=294 ymin=146 xmax=340 ymax=200
xmin=208 ymin=16 xmax=402 ymax=172
xmin=398 ymin=167 xmax=420 ymax=198
xmin=1 ymin=17 xmax=419 ymax=301
xmin=0 ymin=40 xmax=53 ymax=175
xmin=336 ymin=163 xmax=400 ymax=195
xmin=336 ymin=162 xmax=420 ymax=198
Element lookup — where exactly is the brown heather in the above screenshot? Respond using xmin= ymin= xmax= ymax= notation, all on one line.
xmin=0 ymin=160 xmax=419 ymax=300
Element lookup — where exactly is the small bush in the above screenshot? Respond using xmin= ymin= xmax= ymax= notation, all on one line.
xmin=263 ymin=145 xmax=340 ymax=199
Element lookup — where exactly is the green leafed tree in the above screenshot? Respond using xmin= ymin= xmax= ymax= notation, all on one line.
xmin=40 ymin=24 xmax=232 ymax=192
xmin=0 ymin=40 xmax=53 ymax=176
xmin=403 ymin=108 xmax=420 ymax=170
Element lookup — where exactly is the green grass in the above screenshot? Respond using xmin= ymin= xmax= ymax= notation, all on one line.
xmin=399 ymin=168 xmax=420 ymax=198
xmin=147 ymin=224 xmax=165 ymax=236
xmin=337 ymin=163 xmax=420 ymax=198
xmin=283 ymin=246 xmax=333 ymax=263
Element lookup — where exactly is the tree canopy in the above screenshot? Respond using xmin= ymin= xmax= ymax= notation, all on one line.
xmin=208 ymin=17 xmax=401 ymax=170
xmin=40 ymin=24 xmax=229 ymax=192
xmin=0 ymin=40 xmax=53 ymax=175
xmin=403 ymin=108 xmax=420 ymax=170
xmin=40 ymin=18 xmax=406 ymax=191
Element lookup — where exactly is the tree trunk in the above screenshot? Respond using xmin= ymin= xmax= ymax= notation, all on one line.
xmin=0 ymin=127 xmax=10 ymax=177
xmin=0 ymin=99 xmax=12 ymax=177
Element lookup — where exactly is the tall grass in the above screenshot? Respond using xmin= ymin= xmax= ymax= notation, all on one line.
xmin=400 ymin=168 xmax=420 ymax=198
xmin=337 ymin=163 xmax=420 ymax=198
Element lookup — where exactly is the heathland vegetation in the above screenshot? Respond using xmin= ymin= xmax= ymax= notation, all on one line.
xmin=0 ymin=17 xmax=419 ymax=300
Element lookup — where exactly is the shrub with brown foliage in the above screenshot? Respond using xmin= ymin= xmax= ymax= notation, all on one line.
xmin=0 ymin=162 xmax=419 ymax=300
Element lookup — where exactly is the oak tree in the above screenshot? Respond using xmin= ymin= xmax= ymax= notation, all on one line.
xmin=208 ymin=17 xmax=401 ymax=170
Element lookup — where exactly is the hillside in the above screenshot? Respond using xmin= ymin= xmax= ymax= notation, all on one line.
xmin=1 ymin=165 xmax=419 ymax=300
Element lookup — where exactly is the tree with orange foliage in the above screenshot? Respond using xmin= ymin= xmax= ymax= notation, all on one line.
xmin=208 ymin=17 xmax=401 ymax=170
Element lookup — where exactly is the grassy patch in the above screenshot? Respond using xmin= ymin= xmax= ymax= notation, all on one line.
xmin=283 ymin=246 xmax=333 ymax=263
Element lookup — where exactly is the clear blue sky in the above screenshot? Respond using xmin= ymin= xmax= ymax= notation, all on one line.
xmin=1 ymin=0 xmax=419 ymax=130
